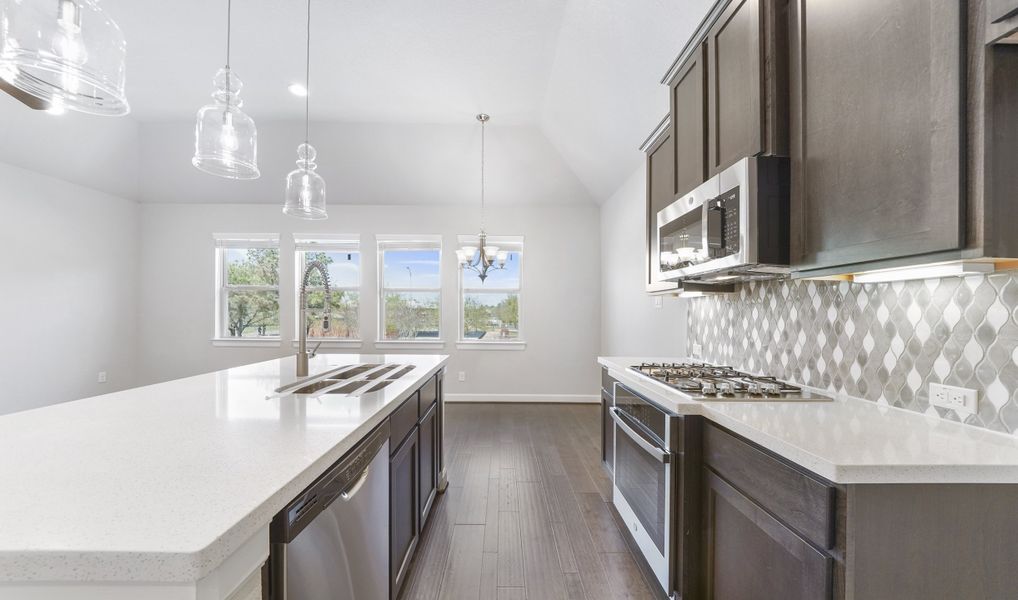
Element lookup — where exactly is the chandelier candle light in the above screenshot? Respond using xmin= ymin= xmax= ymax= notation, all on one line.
xmin=457 ymin=114 xmax=508 ymax=282
xmin=192 ymin=0 xmax=259 ymax=179
xmin=282 ymin=0 xmax=327 ymax=220
xmin=0 ymin=0 xmax=129 ymax=115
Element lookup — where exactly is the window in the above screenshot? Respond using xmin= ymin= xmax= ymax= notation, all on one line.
xmin=214 ymin=234 xmax=280 ymax=340
xmin=458 ymin=235 xmax=523 ymax=342
xmin=378 ymin=236 xmax=442 ymax=341
xmin=294 ymin=235 xmax=361 ymax=341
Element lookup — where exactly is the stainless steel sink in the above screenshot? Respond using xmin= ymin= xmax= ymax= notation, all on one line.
xmin=274 ymin=363 xmax=412 ymax=397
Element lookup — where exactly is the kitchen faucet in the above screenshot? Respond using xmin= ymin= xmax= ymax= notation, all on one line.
xmin=296 ymin=261 xmax=331 ymax=377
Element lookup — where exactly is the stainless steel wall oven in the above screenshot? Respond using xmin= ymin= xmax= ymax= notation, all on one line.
xmin=611 ymin=383 xmax=700 ymax=600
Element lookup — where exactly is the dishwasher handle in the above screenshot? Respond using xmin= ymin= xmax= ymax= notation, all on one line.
xmin=340 ymin=466 xmax=370 ymax=501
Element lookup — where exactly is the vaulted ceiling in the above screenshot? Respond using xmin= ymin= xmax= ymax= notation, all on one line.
xmin=1 ymin=0 xmax=713 ymax=205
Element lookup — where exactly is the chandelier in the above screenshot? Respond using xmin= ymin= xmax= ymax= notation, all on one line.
xmin=456 ymin=113 xmax=508 ymax=282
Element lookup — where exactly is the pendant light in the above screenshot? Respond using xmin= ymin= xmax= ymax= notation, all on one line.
xmin=0 ymin=0 xmax=129 ymax=116
xmin=192 ymin=0 xmax=259 ymax=180
xmin=283 ymin=0 xmax=326 ymax=220
xmin=456 ymin=114 xmax=508 ymax=282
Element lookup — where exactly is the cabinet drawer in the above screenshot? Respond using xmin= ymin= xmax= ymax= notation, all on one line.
xmin=601 ymin=368 xmax=618 ymax=396
xmin=704 ymin=424 xmax=835 ymax=547
xmin=390 ymin=392 xmax=420 ymax=453
xmin=418 ymin=375 xmax=438 ymax=417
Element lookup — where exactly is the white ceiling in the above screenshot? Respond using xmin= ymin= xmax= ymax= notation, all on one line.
xmin=4 ymin=0 xmax=714 ymax=204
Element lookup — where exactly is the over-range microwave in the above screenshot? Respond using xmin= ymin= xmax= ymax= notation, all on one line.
xmin=657 ymin=156 xmax=790 ymax=283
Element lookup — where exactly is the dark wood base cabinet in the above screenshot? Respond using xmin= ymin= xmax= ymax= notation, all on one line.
xmin=390 ymin=371 xmax=444 ymax=600
xmin=703 ymin=470 xmax=831 ymax=600
xmin=697 ymin=422 xmax=1018 ymax=600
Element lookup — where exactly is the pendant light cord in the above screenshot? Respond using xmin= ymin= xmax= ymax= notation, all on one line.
xmin=304 ymin=0 xmax=311 ymax=147
xmin=225 ymin=0 xmax=232 ymax=69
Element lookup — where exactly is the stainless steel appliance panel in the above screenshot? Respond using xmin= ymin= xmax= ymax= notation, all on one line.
xmin=271 ymin=423 xmax=391 ymax=600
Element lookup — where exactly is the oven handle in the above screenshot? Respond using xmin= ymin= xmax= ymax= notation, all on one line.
xmin=609 ymin=407 xmax=671 ymax=463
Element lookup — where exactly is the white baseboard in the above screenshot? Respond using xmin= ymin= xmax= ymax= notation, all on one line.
xmin=444 ymin=393 xmax=599 ymax=404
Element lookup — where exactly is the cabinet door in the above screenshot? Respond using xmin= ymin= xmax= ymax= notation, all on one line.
xmin=707 ymin=0 xmax=764 ymax=175
xmin=390 ymin=427 xmax=419 ymax=600
xmin=418 ymin=402 xmax=438 ymax=527
xmin=703 ymin=470 xmax=831 ymax=600
xmin=646 ymin=127 xmax=676 ymax=289
xmin=789 ymin=0 xmax=965 ymax=272
xmin=600 ymin=390 xmax=614 ymax=474
xmin=671 ymin=44 xmax=708 ymax=195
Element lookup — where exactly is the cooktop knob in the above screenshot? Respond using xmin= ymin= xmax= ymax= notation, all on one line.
xmin=762 ymin=382 xmax=781 ymax=395
xmin=701 ymin=382 xmax=717 ymax=395
xmin=747 ymin=382 xmax=762 ymax=395
xmin=718 ymin=382 xmax=734 ymax=395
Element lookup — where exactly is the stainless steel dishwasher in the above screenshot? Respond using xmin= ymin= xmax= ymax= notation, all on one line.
xmin=269 ymin=422 xmax=390 ymax=599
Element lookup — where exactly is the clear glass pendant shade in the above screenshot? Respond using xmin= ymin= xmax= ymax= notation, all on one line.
xmin=192 ymin=68 xmax=259 ymax=179
xmin=0 ymin=0 xmax=128 ymax=115
xmin=283 ymin=142 xmax=327 ymax=220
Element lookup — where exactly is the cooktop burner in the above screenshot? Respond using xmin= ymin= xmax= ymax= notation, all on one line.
xmin=630 ymin=362 xmax=828 ymax=401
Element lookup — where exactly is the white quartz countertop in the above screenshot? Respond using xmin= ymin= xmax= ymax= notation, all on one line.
xmin=0 ymin=353 xmax=447 ymax=584
xmin=599 ymin=356 xmax=1018 ymax=485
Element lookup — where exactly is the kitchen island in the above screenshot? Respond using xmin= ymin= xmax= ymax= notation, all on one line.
xmin=0 ymin=353 xmax=448 ymax=600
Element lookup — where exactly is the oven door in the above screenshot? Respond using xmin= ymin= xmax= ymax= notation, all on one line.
xmin=610 ymin=403 xmax=673 ymax=593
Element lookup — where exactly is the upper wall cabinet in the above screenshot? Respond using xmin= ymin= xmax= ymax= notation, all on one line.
xmin=670 ymin=44 xmax=708 ymax=196
xmin=788 ymin=0 xmax=966 ymax=273
xmin=643 ymin=117 xmax=681 ymax=294
xmin=665 ymin=0 xmax=788 ymax=197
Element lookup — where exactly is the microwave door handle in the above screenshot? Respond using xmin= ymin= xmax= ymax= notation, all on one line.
xmin=609 ymin=407 xmax=670 ymax=463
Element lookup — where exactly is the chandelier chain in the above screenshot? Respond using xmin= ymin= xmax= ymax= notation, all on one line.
xmin=480 ymin=115 xmax=486 ymax=231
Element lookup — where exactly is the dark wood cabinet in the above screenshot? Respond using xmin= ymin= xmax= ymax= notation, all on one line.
xmin=390 ymin=426 xmax=419 ymax=599
xmin=703 ymin=469 xmax=832 ymax=600
xmin=600 ymin=390 xmax=614 ymax=474
xmin=389 ymin=371 xmax=444 ymax=600
xmin=706 ymin=0 xmax=763 ymax=175
xmin=418 ymin=401 xmax=438 ymax=525
xmin=788 ymin=0 xmax=966 ymax=273
xmin=645 ymin=118 xmax=678 ymax=293
xmin=670 ymin=45 xmax=708 ymax=195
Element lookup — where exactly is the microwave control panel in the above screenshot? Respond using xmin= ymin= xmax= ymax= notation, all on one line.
xmin=708 ymin=188 xmax=740 ymax=258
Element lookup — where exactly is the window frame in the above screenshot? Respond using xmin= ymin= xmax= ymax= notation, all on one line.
xmin=293 ymin=234 xmax=363 ymax=346
xmin=212 ymin=234 xmax=281 ymax=346
xmin=377 ymin=235 xmax=444 ymax=345
xmin=456 ymin=234 xmax=525 ymax=348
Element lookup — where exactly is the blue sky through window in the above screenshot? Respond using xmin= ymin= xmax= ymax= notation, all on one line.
xmin=384 ymin=250 xmax=441 ymax=288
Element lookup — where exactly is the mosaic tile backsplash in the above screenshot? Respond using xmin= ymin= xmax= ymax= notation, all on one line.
xmin=687 ymin=273 xmax=1018 ymax=435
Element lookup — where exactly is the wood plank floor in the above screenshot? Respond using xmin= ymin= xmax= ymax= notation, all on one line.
xmin=400 ymin=403 xmax=659 ymax=600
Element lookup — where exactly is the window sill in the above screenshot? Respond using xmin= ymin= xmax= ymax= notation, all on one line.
xmin=456 ymin=341 xmax=527 ymax=350
xmin=211 ymin=338 xmax=282 ymax=348
xmin=374 ymin=340 xmax=446 ymax=350
xmin=290 ymin=340 xmax=364 ymax=350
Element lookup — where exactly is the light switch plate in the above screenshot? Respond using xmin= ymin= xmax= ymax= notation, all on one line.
xmin=654 ymin=296 xmax=663 ymax=309
xmin=930 ymin=382 xmax=978 ymax=414
xmin=458 ymin=371 xmax=466 ymax=382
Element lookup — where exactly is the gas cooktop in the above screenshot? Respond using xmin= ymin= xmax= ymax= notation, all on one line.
xmin=629 ymin=362 xmax=831 ymax=401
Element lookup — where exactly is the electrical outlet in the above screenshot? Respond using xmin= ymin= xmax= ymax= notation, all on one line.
xmin=692 ymin=343 xmax=703 ymax=357
xmin=930 ymin=382 xmax=978 ymax=414
xmin=97 ymin=371 xmax=108 ymax=384
xmin=654 ymin=296 xmax=663 ymax=309
xmin=458 ymin=371 xmax=466 ymax=382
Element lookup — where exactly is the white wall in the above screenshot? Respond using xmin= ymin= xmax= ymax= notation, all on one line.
xmin=136 ymin=202 xmax=602 ymax=400
xmin=0 ymin=162 xmax=139 ymax=414
xmin=600 ymin=166 xmax=687 ymax=357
